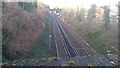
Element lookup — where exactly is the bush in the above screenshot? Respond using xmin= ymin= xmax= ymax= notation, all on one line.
xmin=2 ymin=2 xmax=48 ymax=61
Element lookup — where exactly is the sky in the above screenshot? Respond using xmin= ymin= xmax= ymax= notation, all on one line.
xmin=38 ymin=0 xmax=119 ymax=9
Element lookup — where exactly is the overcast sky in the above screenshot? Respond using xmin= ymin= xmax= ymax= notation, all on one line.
xmin=39 ymin=0 xmax=119 ymax=9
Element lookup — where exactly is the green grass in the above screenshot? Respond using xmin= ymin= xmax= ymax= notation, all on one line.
xmin=75 ymin=26 xmax=118 ymax=56
xmin=27 ymin=16 xmax=51 ymax=59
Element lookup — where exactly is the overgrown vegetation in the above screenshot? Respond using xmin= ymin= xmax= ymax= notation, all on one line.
xmin=76 ymin=27 xmax=118 ymax=55
xmin=27 ymin=16 xmax=51 ymax=59
xmin=2 ymin=2 xmax=48 ymax=62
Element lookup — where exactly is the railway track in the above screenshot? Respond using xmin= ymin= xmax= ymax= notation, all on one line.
xmin=50 ymin=13 xmax=94 ymax=59
xmin=49 ymin=15 xmax=58 ymax=57
xmin=50 ymin=13 xmax=67 ymax=59
xmin=56 ymin=16 xmax=91 ymax=56
xmin=57 ymin=17 xmax=92 ymax=56
xmin=50 ymin=13 xmax=78 ymax=58
xmin=55 ymin=17 xmax=77 ymax=58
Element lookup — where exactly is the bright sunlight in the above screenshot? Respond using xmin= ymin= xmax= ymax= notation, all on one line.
xmin=39 ymin=0 xmax=119 ymax=9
